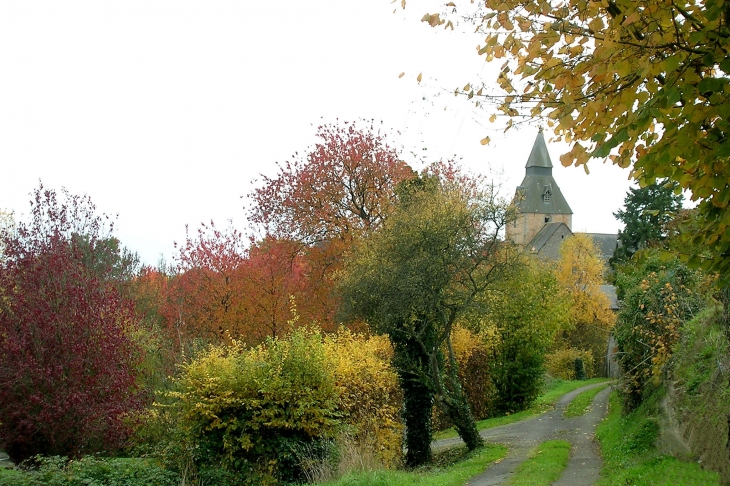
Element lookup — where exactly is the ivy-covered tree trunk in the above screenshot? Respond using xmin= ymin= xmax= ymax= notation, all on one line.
xmin=439 ymin=393 xmax=483 ymax=450
xmin=396 ymin=336 xmax=435 ymax=468
xmin=401 ymin=373 xmax=434 ymax=467
xmin=436 ymin=339 xmax=483 ymax=451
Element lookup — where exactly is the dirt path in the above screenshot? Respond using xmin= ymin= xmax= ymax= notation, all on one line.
xmin=434 ymin=382 xmax=611 ymax=486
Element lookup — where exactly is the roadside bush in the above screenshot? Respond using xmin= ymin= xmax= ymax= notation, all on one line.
xmin=0 ymin=186 xmax=143 ymax=463
xmin=138 ymin=326 xmax=405 ymax=483
xmin=163 ymin=327 xmax=341 ymax=484
xmin=0 ymin=456 xmax=179 ymax=486
xmin=323 ymin=330 xmax=403 ymax=470
xmin=614 ymin=257 xmax=706 ymax=410
xmin=545 ymin=348 xmax=594 ymax=380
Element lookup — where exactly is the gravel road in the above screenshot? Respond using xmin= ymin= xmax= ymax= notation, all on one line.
xmin=434 ymin=382 xmax=612 ymax=486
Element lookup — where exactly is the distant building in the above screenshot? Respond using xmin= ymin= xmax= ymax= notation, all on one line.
xmin=506 ymin=130 xmax=573 ymax=247
xmin=506 ymin=130 xmax=619 ymax=263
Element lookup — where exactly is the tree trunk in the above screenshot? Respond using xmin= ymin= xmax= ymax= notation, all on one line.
xmin=437 ymin=333 xmax=483 ymax=451
xmin=402 ymin=376 xmax=434 ymax=467
xmin=442 ymin=395 xmax=483 ymax=450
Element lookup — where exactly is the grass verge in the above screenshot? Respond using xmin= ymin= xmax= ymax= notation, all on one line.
xmin=435 ymin=377 xmax=609 ymax=440
xmin=563 ymin=382 xmax=610 ymax=417
xmin=321 ymin=444 xmax=507 ymax=486
xmin=595 ymin=391 xmax=720 ymax=485
xmin=508 ymin=440 xmax=571 ymax=486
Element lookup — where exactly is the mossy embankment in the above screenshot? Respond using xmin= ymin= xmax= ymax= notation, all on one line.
xmin=660 ymin=307 xmax=730 ymax=483
xmin=601 ymin=306 xmax=730 ymax=484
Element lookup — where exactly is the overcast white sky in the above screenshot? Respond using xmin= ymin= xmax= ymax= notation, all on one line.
xmin=0 ymin=1 xmax=634 ymax=265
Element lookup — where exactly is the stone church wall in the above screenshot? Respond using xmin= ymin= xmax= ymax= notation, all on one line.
xmin=507 ymin=212 xmax=572 ymax=245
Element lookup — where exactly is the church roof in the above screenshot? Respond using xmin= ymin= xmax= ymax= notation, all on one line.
xmin=526 ymin=221 xmax=572 ymax=254
xmin=525 ymin=130 xmax=553 ymax=169
xmin=514 ymin=132 xmax=573 ymax=215
xmin=583 ymin=233 xmax=619 ymax=261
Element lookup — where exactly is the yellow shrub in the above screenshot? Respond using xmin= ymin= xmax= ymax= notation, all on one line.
xmin=439 ymin=325 xmax=496 ymax=423
xmin=164 ymin=328 xmax=340 ymax=484
xmin=324 ymin=330 xmax=403 ymax=469
xmin=545 ymin=348 xmax=595 ymax=380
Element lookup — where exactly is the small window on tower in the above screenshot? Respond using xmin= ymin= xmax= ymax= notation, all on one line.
xmin=543 ymin=185 xmax=552 ymax=203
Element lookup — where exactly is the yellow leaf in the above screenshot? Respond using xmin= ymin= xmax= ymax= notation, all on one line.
xmin=622 ymin=12 xmax=640 ymax=26
xmin=446 ymin=1 xmax=456 ymax=5
xmin=417 ymin=72 xmax=423 ymax=83
xmin=480 ymin=136 xmax=491 ymax=145
xmin=489 ymin=114 xmax=497 ymax=123
xmin=398 ymin=72 xmax=405 ymax=78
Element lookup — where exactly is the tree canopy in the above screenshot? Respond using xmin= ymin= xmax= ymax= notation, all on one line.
xmin=419 ymin=0 xmax=730 ymax=282
xmin=249 ymin=120 xmax=414 ymax=245
xmin=339 ymin=171 xmax=518 ymax=465
xmin=0 ymin=184 xmax=142 ymax=462
xmin=612 ymin=180 xmax=683 ymax=263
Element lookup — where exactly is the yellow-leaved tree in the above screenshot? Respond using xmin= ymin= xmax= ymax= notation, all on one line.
xmin=554 ymin=233 xmax=615 ymax=376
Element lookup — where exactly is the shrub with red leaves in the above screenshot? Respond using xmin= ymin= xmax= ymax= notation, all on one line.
xmin=0 ymin=184 xmax=142 ymax=463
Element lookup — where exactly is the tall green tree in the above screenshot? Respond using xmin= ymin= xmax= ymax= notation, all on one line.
xmin=486 ymin=258 xmax=568 ymax=413
xmin=416 ymin=0 xmax=730 ymax=284
xmin=338 ymin=172 xmax=518 ymax=466
xmin=612 ymin=181 xmax=683 ymax=264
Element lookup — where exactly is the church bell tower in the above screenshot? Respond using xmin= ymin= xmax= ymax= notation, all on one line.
xmin=506 ymin=130 xmax=573 ymax=246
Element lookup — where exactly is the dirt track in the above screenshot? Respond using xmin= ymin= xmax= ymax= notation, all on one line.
xmin=434 ymin=382 xmax=612 ymax=486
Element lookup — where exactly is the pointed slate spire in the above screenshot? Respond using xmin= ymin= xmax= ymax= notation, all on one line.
xmin=525 ymin=129 xmax=553 ymax=169
xmin=514 ymin=130 xmax=572 ymax=215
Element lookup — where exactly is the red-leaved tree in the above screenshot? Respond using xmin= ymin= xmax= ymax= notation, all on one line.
xmin=250 ymin=120 xmax=414 ymax=245
xmin=249 ymin=120 xmax=415 ymax=326
xmin=0 ymin=184 xmax=142 ymax=462
xmin=240 ymin=237 xmax=307 ymax=340
xmin=170 ymin=221 xmax=248 ymax=344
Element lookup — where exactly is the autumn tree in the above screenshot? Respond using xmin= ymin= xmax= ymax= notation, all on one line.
xmin=554 ymin=233 xmax=615 ymax=375
xmin=612 ymin=180 xmax=683 ymax=264
xmin=418 ymin=0 xmax=730 ymax=284
xmin=240 ymin=236 xmax=308 ymax=340
xmin=250 ymin=120 xmax=414 ymax=245
xmin=339 ymin=172 xmax=518 ymax=465
xmin=249 ymin=120 xmax=415 ymax=326
xmin=171 ymin=221 xmax=248 ymax=345
xmin=0 ymin=184 xmax=142 ymax=462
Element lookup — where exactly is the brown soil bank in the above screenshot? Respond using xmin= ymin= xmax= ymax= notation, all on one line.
xmin=658 ymin=307 xmax=730 ymax=484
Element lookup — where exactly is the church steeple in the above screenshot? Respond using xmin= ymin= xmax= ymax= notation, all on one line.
xmin=525 ymin=129 xmax=553 ymax=170
xmin=506 ymin=131 xmax=573 ymax=246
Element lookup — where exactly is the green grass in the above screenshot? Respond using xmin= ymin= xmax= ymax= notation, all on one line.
xmin=434 ymin=378 xmax=610 ymax=440
xmin=321 ymin=444 xmax=507 ymax=486
xmin=595 ymin=391 xmax=721 ymax=486
xmin=508 ymin=440 xmax=571 ymax=486
xmin=563 ymin=382 xmax=610 ymax=417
